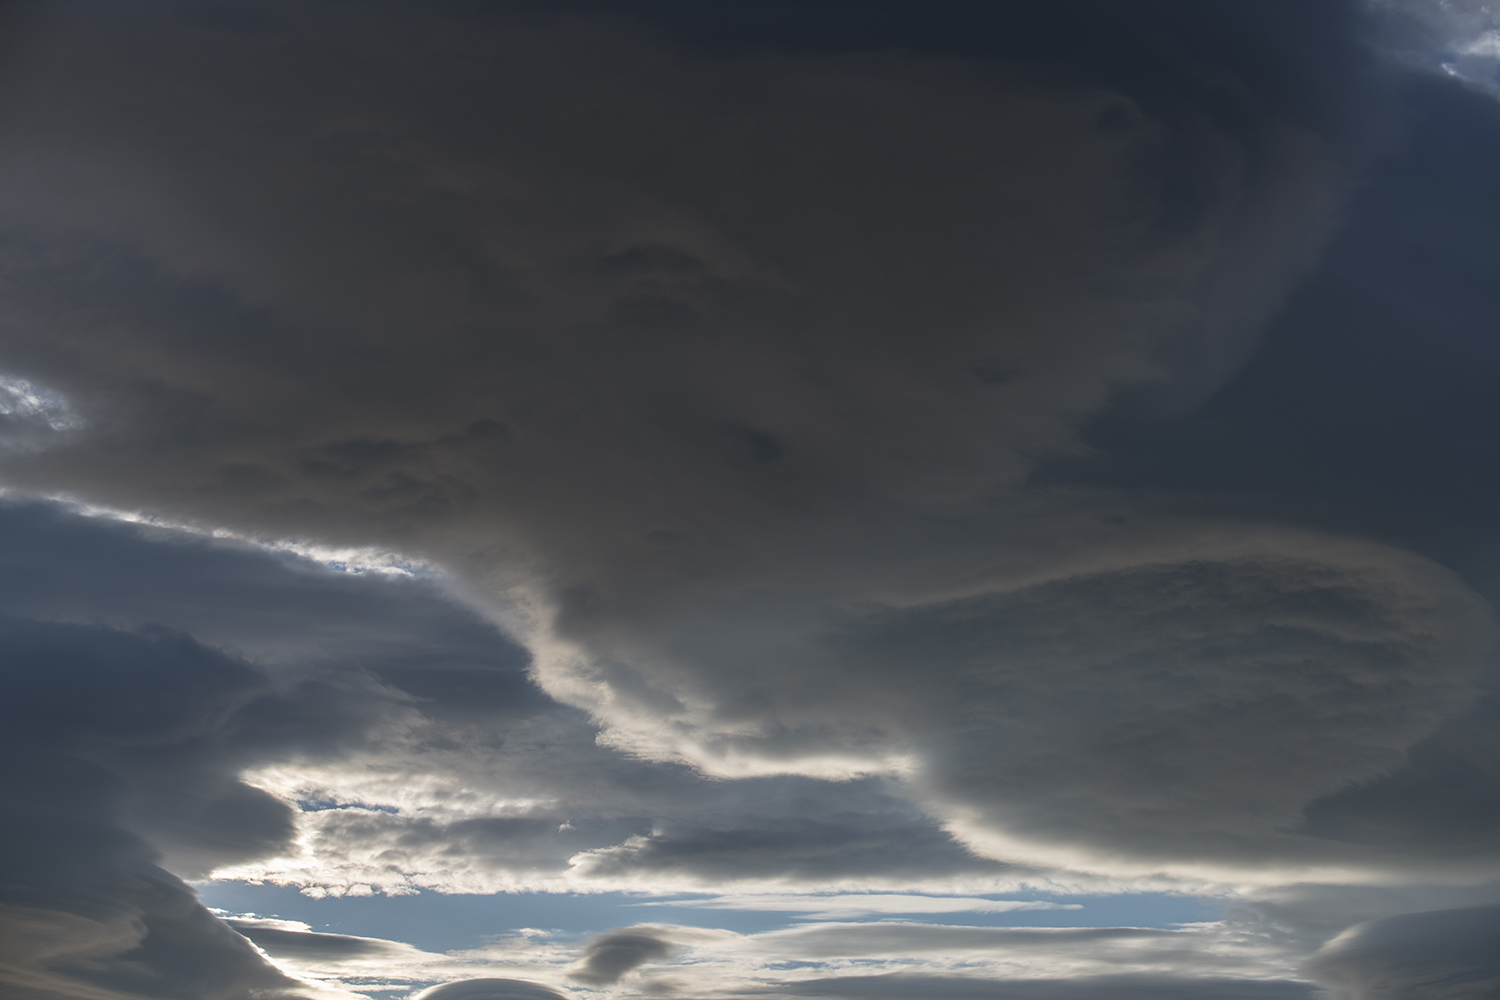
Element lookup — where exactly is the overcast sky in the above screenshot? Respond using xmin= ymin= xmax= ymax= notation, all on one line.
xmin=1 ymin=2 xmax=1499 ymax=999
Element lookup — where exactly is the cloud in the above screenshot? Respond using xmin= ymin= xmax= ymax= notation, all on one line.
xmin=0 ymin=0 xmax=1434 ymax=886
xmin=1033 ymin=67 xmax=1500 ymax=866
xmin=463 ymin=917 xmax=1308 ymax=996
xmin=568 ymin=927 xmax=676 ymax=984
xmin=1302 ymin=905 xmax=1500 ymax=999
xmin=225 ymin=918 xmax=414 ymax=962
xmin=0 ymin=2 xmax=1496 ymax=998
xmin=0 ymin=503 xmax=1011 ymax=901
xmin=550 ymin=527 xmax=1492 ymax=880
xmin=414 ymin=979 xmax=573 ymax=1000
xmin=0 ymin=612 xmax=362 ymax=1000
xmin=1365 ymin=0 xmax=1500 ymax=85
xmin=760 ymin=973 xmax=1317 ymax=999
xmin=561 ymin=794 xmax=1012 ymax=888
xmin=631 ymin=894 xmax=1079 ymax=919
xmin=0 ymin=502 xmax=528 ymax=998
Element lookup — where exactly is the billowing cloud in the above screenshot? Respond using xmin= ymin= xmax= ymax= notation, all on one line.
xmin=0 ymin=614 xmax=335 ymax=1000
xmin=760 ymin=974 xmax=1316 ymax=999
xmin=630 ymin=894 xmax=1079 ymax=919
xmin=0 ymin=2 xmax=1497 ymax=999
xmin=0 ymin=0 xmax=1463 ymax=884
xmin=568 ymin=928 xmax=676 ymax=985
xmin=1302 ymin=905 xmax=1500 ymax=999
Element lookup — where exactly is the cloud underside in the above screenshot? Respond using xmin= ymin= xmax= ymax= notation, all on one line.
xmin=0 ymin=0 xmax=1482 ymax=879
xmin=0 ymin=2 xmax=1497 ymax=1000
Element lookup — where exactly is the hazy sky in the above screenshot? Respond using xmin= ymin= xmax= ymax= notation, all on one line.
xmin=1 ymin=2 xmax=1499 ymax=999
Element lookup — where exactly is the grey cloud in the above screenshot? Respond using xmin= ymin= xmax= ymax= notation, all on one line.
xmin=224 ymin=919 xmax=411 ymax=962
xmin=548 ymin=529 xmax=1491 ymax=875
xmin=762 ymin=973 xmax=1316 ymax=999
xmin=658 ymin=918 xmax=1310 ymax=988
xmin=569 ymin=927 xmax=676 ymax=985
xmin=0 ymin=506 xmax=476 ymax=997
xmin=0 ymin=0 xmax=1402 ymax=879
xmin=1039 ymin=71 xmax=1500 ymax=599
xmin=569 ymin=807 xmax=1002 ymax=883
xmin=0 ymin=615 xmax=344 ymax=1000
xmin=277 ymin=766 xmax=1019 ymax=891
xmin=1218 ymin=883 xmax=1500 ymax=969
xmin=296 ymin=811 xmax=655 ymax=880
xmin=1302 ymin=905 xmax=1500 ymax=999
xmin=1297 ymin=692 xmax=1500 ymax=855
xmin=0 ymin=497 xmax=1024 ymax=963
xmin=0 ymin=615 xmax=298 ymax=877
xmin=1036 ymin=70 xmax=1500 ymax=861
xmin=0 ymin=0 xmax=1357 ymax=552
xmin=868 ymin=546 xmax=1491 ymax=865
xmin=0 ymin=500 xmax=532 ymax=683
xmin=0 ymin=0 xmax=1344 ymax=529
xmin=751 ymin=923 xmax=1185 ymax=958
xmin=0 ymin=874 xmax=313 ymax=1000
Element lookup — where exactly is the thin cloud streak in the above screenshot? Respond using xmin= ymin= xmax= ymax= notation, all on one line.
xmin=629 ymin=894 xmax=1082 ymax=919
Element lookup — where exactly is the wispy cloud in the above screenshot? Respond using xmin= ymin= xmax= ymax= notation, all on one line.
xmin=630 ymin=894 xmax=1082 ymax=920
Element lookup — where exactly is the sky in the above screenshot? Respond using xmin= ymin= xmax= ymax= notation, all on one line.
xmin=0 ymin=1 xmax=1499 ymax=999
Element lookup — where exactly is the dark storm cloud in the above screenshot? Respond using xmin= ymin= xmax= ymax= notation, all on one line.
xmin=0 ymin=0 xmax=1416 ymax=879
xmin=1302 ymin=905 xmax=1500 ymax=999
xmin=0 ymin=500 xmax=538 ymax=998
xmin=1044 ymin=72 xmax=1500 ymax=598
xmin=0 ymin=1 xmax=1497 ymax=997
xmin=0 ymin=498 xmax=1028 ymax=999
xmin=0 ymin=498 xmax=542 ymax=721
xmin=833 ymin=546 xmax=1490 ymax=868
xmin=0 ymin=0 xmax=1487 ymax=894
xmin=1039 ymin=69 xmax=1500 ymax=863
xmin=568 ymin=798 xmax=997 ymax=883
xmin=414 ymin=979 xmax=571 ymax=1000
xmin=0 ymin=503 xmax=459 ymax=881
xmin=279 ymin=767 xmax=1014 ymax=893
xmin=0 ymin=617 xmax=319 ymax=1000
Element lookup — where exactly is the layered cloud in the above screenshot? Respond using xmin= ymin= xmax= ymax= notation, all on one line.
xmin=0 ymin=2 xmax=1497 ymax=1000
xmin=0 ymin=0 xmax=1447 ymax=878
xmin=1303 ymin=905 xmax=1500 ymax=999
xmin=196 ymin=911 xmax=1321 ymax=999
xmin=0 ymin=613 xmax=340 ymax=1000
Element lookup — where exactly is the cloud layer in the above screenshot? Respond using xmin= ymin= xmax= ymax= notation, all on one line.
xmin=0 ymin=2 xmax=1497 ymax=999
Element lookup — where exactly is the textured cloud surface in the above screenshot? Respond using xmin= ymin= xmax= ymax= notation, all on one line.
xmin=0 ymin=2 xmax=1498 ymax=999
xmin=1304 ymin=905 xmax=1500 ymax=999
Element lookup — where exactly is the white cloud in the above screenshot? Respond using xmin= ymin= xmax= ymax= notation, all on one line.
xmin=630 ymin=894 xmax=1080 ymax=919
